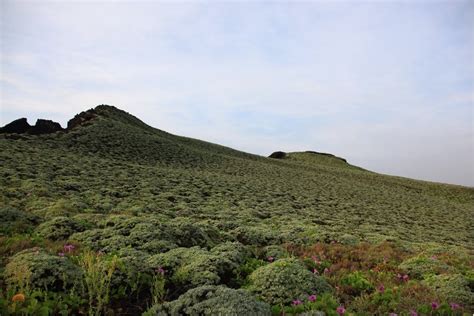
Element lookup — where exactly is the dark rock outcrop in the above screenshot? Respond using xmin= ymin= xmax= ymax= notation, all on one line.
xmin=29 ymin=119 xmax=64 ymax=135
xmin=269 ymin=151 xmax=287 ymax=159
xmin=1 ymin=118 xmax=63 ymax=135
xmin=0 ymin=118 xmax=31 ymax=133
xmin=67 ymin=109 xmax=97 ymax=130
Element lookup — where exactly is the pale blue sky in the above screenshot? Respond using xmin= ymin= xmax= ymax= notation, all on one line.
xmin=1 ymin=1 xmax=473 ymax=186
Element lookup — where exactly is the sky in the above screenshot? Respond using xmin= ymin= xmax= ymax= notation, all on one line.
xmin=1 ymin=1 xmax=473 ymax=186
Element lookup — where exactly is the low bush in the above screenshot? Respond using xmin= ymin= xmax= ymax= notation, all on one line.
xmin=35 ymin=216 xmax=87 ymax=240
xmin=143 ymin=285 xmax=271 ymax=316
xmin=424 ymin=274 xmax=474 ymax=309
xmin=399 ymin=255 xmax=455 ymax=279
xmin=248 ymin=258 xmax=332 ymax=305
xmin=5 ymin=248 xmax=82 ymax=292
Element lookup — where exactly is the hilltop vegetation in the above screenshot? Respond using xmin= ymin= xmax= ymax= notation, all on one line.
xmin=1 ymin=105 xmax=473 ymax=315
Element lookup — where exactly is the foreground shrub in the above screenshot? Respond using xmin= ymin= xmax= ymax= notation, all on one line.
xmin=248 ymin=258 xmax=332 ymax=305
xmin=147 ymin=243 xmax=247 ymax=295
xmin=5 ymin=248 xmax=82 ymax=292
xmin=424 ymin=274 xmax=474 ymax=309
xmin=143 ymin=285 xmax=271 ymax=315
xmin=35 ymin=216 xmax=87 ymax=240
xmin=79 ymin=250 xmax=119 ymax=316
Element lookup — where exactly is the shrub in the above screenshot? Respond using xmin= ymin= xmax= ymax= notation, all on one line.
xmin=147 ymin=244 xmax=247 ymax=296
xmin=143 ymin=285 xmax=271 ymax=316
xmin=340 ymin=271 xmax=374 ymax=295
xmin=109 ymin=248 xmax=153 ymax=298
xmin=35 ymin=216 xmax=86 ymax=240
xmin=248 ymin=258 xmax=332 ymax=305
xmin=5 ymin=248 xmax=82 ymax=292
xmin=168 ymin=219 xmax=223 ymax=248
xmin=263 ymin=245 xmax=290 ymax=260
xmin=424 ymin=274 xmax=474 ymax=309
xmin=79 ymin=250 xmax=119 ymax=316
xmin=338 ymin=233 xmax=360 ymax=245
xmin=0 ymin=207 xmax=40 ymax=235
xmin=399 ymin=256 xmax=455 ymax=279
xmin=231 ymin=226 xmax=281 ymax=246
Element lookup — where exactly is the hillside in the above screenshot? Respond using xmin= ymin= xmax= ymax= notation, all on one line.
xmin=1 ymin=105 xmax=473 ymax=315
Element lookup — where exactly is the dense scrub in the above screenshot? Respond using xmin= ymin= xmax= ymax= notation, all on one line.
xmin=1 ymin=105 xmax=473 ymax=315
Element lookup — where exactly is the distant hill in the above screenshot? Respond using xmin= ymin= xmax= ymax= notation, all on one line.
xmin=1 ymin=104 xmax=473 ymax=248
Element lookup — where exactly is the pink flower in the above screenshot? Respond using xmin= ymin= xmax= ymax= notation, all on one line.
xmin=431 ymin=301 xmax=439 ymax=310
xmin=308 ymin=294 xmax=317 ymax=302
xmin=58 ymin=252 xmax=65 ymax=257
xmin=389 ymin=313 xmax=397 ymax=316
xmin=312 ymin=268 xmax=319 ymax=274
xmin=324 ymin=268 xmax=330 ymax=274
xmin=292 ymin=299 xmax=302 ymax=306
xmin=431 ymin=255 xmax=438 ymax=260
xmin=156 ymin=267 xmax=166 ymax=275
xmin=450 ymin=303 xmax=460 ymax=310
xmin=378 ymin=284 xmax=385 ymax=293
xmin=267 ymin=256 xmax=274 ymax=262
xmin=402 ymin=274 xmax=409 ymax=282
xmin=64 ymin=244 xmax=75 ymax=253
xmin=409 ymin=310 xmax=418 ymax=316
xmin=336 ymin=306 xmax=345 ymax=315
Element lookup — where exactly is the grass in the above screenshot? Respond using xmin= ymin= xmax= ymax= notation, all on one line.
xmin=0 ymin=105 xmax=473 ymax=315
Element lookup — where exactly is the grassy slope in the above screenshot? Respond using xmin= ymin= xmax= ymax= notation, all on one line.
xmin=1 ymin=105 xmax=473 ymax=248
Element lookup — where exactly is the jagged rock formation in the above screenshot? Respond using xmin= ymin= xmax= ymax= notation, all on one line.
xmin=28 ymin=119 xmax=64 ymax=135
xmin=0 ymin=118 xmax=31 ymax=134
xmin=67 ymin=108 xmax=97 ymax=130
xmin=0 ymin=118 xmax=63 ymax=135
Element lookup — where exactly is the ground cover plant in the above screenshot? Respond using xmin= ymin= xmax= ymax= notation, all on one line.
xmin=1 ymin=105 xmax=473 ymax=315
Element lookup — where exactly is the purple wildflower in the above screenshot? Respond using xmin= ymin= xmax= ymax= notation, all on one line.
xmin=312 ymin=268 xmax=319 ymax=274
xmin=292 ymin=299 xmax=302 ymax=306
xmin=64 ymin=244 xmax=75 ymax=253
xmin=324 ymin=267 xmax=330 ymax=274
xmin=409 ymin=310 xmax=418 ymax=316
xmin=450 ymin=303 xmax=460 ymax=310
xmin=431 ymin=301 xmax=439 ymax=310
xmin=267 ymin=256 xmax=274 ymax=262
xmin=402 ymin=274 xmax=409 ymax=282
xmin=308 ymin=294 xmax=317 ymax=302
xmin=58 ymin=252 xmax=65 ymax=257
xmin=378 ymin=284 xmax=385 ymax=293
xmin=389 ymin=313 xmax=397 ymax=316
xmin=156 ymin=267 xmax=166 ymax=275
xmin=336 ymin=306 xmax=345 ymax=315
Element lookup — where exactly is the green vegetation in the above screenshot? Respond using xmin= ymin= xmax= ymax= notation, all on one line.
xmin=1 ymin=105 xmax=473 ymax=315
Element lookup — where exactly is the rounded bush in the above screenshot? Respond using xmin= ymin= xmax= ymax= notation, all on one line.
xmin=424 ymin=274 xmax=474 ymax=309
xmin=5 ymin=248 xmax=82 ymax=292
xmin=147 ymin=243 xmax=248 ymax=295
xmin=248 ymin=258 xmax=332 ymax=305
xmin=399 ymin=256 xmax=455 ymax=279
xmin=35 ymin=216 xmax=86 ymax=240
xmin=232 ymin=226 xmax=281 ymax=246
xmin=143 ymin=285 xmax=271 ymax=316
xmin=0 ymin=207 xmax=40 ymax=235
